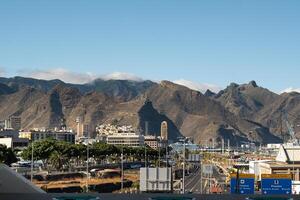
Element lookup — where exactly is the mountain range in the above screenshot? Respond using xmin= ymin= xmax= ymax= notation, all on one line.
xmin=0 ymin=76 xmax=299 ymax=146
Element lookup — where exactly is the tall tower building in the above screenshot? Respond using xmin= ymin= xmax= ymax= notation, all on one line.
xmin=83 ymin=124 xmax=89 ymax=137
xmin=5 ymin=116 xmax=21 ymax=130
xmin=160 ymin=121 xmax=168 ymax=141
xmin=76 ymin=116 xmax=84 ymax=138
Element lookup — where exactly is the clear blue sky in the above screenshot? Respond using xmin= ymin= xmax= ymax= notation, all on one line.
xmin=1 ymin=0 xmax=300 ymax=92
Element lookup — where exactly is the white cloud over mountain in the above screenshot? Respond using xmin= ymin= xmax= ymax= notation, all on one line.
xmin=23 ymin=68 xmax=96 ymax=84
xmin=18 ymin=68 xmax=223 ymax=93
xmin=281 ymin=87 xmax=300 ymax=94
xmin=173 ymin=79 xmax=222 ymax=93
xmin=0 ymin=67 xmax=6 ymax=76
xmin=100 ymin=72 xmax=143 ymax=82
xmin=20 ymin=68 xmax=144 ymax=84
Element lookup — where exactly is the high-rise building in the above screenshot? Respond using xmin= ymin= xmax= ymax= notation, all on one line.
xmin=4 ymin=119 xmax=11 ymax=130
xmin=83 ymin=124 xmax=89 ymax=137
xmin=160 ymin=121 xmax=168 ymax=141
xmin=4 ymin=116 xmax=21 ymax=130
xmin=76 ymin=116 xmax=90 ymax=138
xmin=76 ymin=116 xmax=84 ymax=138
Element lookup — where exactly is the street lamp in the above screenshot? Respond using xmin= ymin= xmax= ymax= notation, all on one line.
xmin=121 ymin=147 xmax=124 ymax=191
xmin=158 ymin=137 xmax=161 ymax=168
xmin=86 ymin=133 xmax=90 ymax=193
xmin=182 ymin=139 xmax=186 ymax=194
xmin=31 ymin=141 xmax=34 ymax=182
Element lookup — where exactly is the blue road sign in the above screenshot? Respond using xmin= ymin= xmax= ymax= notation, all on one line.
xmin=261 ymin=178 xmax=291 ymax=195
xmin=230 ymin=177 xmax=255 ymax=194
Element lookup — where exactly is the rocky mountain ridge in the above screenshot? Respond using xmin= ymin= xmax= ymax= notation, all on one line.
xmin=0 ymin=77 xmax=298 ymax=145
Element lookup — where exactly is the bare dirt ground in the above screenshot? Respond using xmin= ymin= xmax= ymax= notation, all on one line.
xmin=34 ymin=170 xmax=139 ymax=189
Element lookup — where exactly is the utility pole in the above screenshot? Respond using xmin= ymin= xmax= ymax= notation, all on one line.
xmin=145 ymin=144 xmax=147 ymax=168
xmin=166 ymin=142 xmax=168 ymax=167
xmin=86 ymin=131 xmax=90 ymax=193
xmin=158 ymin=138 xmax=161 ymax=168
xmin=31 ymin=142 xmax=34 ymax=182
xmin=222 ymin=139 xmax=224 ymax=154
xmin=121 ymin=147 xmax=124 ymax=191
xmin=208 ymin=142 xmax=211 ymax=194
xmin=182 ymin=141 xmax=186 ymax=194
xmin=200 ymin=154 xmax=203 ymax=194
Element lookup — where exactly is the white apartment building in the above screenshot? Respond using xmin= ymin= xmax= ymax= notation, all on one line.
xmin=106 ymin=132 xmax=144 ymax=147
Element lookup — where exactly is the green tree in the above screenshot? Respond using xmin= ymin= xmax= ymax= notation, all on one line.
xmin=49 ymin=150 xmax=64 ymax=170
xmin=0 ymin=144 xmax=17 ymax=166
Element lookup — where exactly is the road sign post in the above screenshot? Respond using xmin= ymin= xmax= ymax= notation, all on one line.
xmin=261 ymin=174 xmax=292 ymax=195
xmin=202 ymin=164 xmax=213 ymax=175
xmin=230 ymin=174 xmax=255 ymax=194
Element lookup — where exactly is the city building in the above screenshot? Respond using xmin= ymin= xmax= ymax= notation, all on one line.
xmin=249 ymin=160 xmax=273 ymax=180
xmin=0 ymin=120 xmax=5 ymax=129
xmin=4 ymin=116 xmax=21 ymax=130
xmin=169 ymin=140 xmax=200 ymax=153
xmin=76 ymin=116 xmax=84 ymax=138
xmin=96 ymin=124 xmax=135 ymax=135
xmin=0 ymin=137 xmax=29 ymax=149
xmin=144 ymin=135 xmax=159 ymax=150
xmin=276 ymin=145 xmax=300 ymax=163
xmin=252 ymin=145 xmax=300 ymax=181
xmin=0 ymin=130 xmax=19 ymax=139
xmin=0 ymin=137 xmax=12 ymax=148
xmin=106 ymin=132 xmax=144 ymax=147
xmin=263 ymin=143 xmax=282 ymax=156
xmin=19 ymin=130 xmax=75 ymax=143
xmin=160 ymin=121 xmax=168 ymax=141
xmin=0 ymin=130 xmax=29 ymax=148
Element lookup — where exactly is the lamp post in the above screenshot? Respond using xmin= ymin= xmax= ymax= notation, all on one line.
xmin=86 ymin=132 xmax=90 ymax=193
xmin=158 ymin=138 xmax=161 ymax=168
xmin=121 ymin=147 xmax=124 ymax=191
xmin=182 ymin=141 xmax=186 ymax=194
xmin=31 ymin=141 xmax=34 ymax=182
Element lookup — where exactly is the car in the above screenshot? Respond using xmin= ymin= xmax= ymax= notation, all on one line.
xmin=130 ymin=164 xmax=142 ymax=169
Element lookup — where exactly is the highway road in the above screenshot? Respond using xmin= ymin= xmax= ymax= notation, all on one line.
xmin=184 ymin=163 xmax=227 ymax=194
xmin=184 ymin=164 xmax=202 ymax=193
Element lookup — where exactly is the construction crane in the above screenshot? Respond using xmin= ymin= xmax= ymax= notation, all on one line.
xmin=282 ymin=110 xmax=299 ymax=145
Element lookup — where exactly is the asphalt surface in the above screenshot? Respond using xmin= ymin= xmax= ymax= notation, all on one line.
xmin=185 ymin=165 xmax=202 ymax=193
xmin=184 ymin=163 xmax=227 ymax=194
xmin=212 ymin=164 xmax=227 ymax=185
